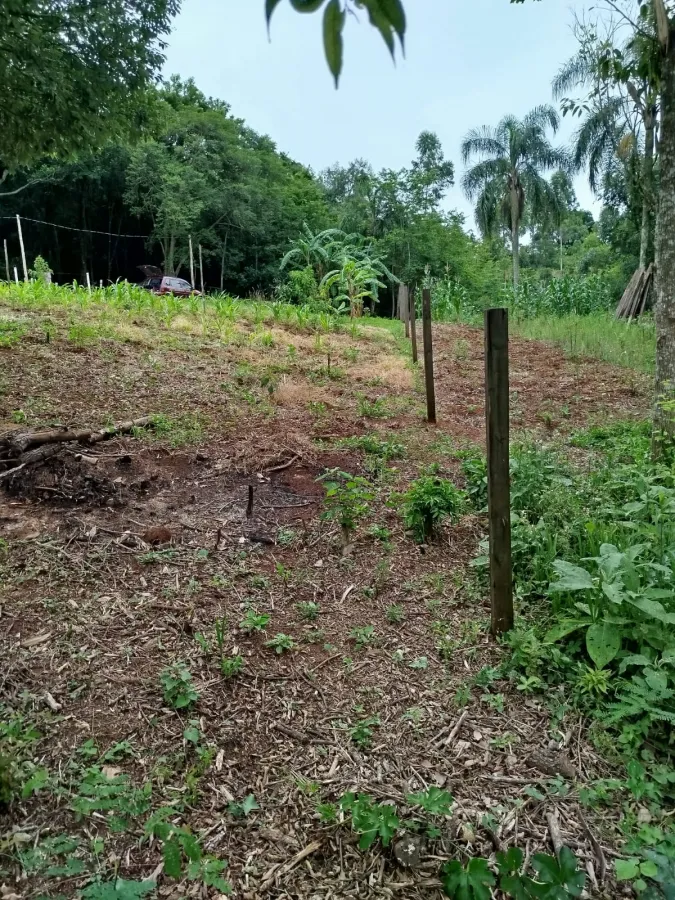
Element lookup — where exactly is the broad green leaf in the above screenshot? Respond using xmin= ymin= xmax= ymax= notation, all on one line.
xmin=323 ymin=0 xmax=345 ymax=86
xmin=615 ymin=858 xmax=640 ymax=880
xmin=162 ymin=837 xmax=182 ymax=879
xmin=625 ymin=596 xmax=675 ymax=624
xmin=619 ymin=654 xmax=653 ymax=673
xmin=549 ymin=560 xmax=594 ymax=592
xmin=602 ymin=581 xmax=625 ymax=604
xmin=586 ymin=622 xmax=621 ymax=669
xmin=543 ymin=619 xmax=587 ymax=644
xmin=639 ymin=859 xmax=659 ymax=878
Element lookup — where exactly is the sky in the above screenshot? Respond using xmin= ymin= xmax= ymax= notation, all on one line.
xmin=162 ymin=0 xmax=599 ymax=230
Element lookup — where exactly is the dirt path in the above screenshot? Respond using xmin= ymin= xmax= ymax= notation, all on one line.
xmin=0 ymin=308 xmax=649 ymax=898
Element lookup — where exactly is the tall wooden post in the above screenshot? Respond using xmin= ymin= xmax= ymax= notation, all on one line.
xmin=16 ymin=215 xmax=28 ymax=282
xmin=4 ymin=240 xmax=9 ymax=282
xmin=199 ymin=244 xmax=205 ymax=295
xmin=402 ymin=284 xmax=410 ymax=338
xmin=484 ymin=308 xmax=513 ymax=635
xmin=422 ymin=288 xmax=436 ymax=424
xmin=409 ymin=288 xmax=418 ymax=364
xmin=189 ymin=235 xmax=195 ymax=289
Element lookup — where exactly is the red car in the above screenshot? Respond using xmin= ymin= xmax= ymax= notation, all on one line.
xmin=138 ymin=265 xmax=197 ymax=297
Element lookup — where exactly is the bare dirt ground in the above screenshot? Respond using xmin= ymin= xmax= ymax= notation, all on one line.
xmin=0 ymin=303 xmax=650 ymax=899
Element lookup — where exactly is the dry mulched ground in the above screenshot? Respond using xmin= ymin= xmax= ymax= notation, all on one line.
xmin=0 ymin=302 xmax=650 ymax=899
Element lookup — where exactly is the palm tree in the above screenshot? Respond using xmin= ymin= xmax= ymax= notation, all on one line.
xmin=461 ymin=106 xmax=569 ymax=288
xmin=553 ymin=33 xmax=659 ymax=270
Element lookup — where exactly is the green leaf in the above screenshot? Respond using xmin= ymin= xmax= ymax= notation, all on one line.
xmin=639 ymin=859 xmax=659 ymax=878
xmin=549 ymin=560 xmax=594 ymax=592
xmin=442 ymin=857 xmax=495 ymax=899
xmin=625 ymin=596 xmax=675 ymax=624
xmin=615 ymin=858 xmax=640 ymax=880
xmin=162 ymin=837 xmax=182 ymax=879
xmin=409 ymin=656 xmax=428 ymax=669
xmin=586 ymin=622 xmax=621 ymax=669
xmin=80 ymin=879 xmax=156 ymax=899
xmin=379 ymin=0 xmax=406 ymax=41
xmin=183 ymin=724 xmax=200 ymax=744
xmin=241 ymin=794 xmax=260 ymax=815
xmin=289 ymin=0 xmax=326 ymax=11
xmin=323 ymin=0 xmax=345 ymax=86
xmin=265 ymin=0 xmax=284 ymax=27
xmin=543 ymin=619 xmax=587 ymax=644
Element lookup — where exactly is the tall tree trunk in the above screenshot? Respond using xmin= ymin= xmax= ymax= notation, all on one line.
xmin=511 ymin=188 xmax=520 ymax=289
xmin=560 ymin=232 xmax=563 ymax=273
xmin=654 ymin=41 xmax=675 ymax=451
xmin=165 ymin=234 xmax=176 ymax=276
xmin=641 ymin=106 xmax=656 ymax=269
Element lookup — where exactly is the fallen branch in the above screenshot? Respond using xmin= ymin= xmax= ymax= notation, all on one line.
xmin=546 ymin=810 xmax=564 ymax=861
xmin=259 ymin=840 xmax=322 ymax=892
xmin=0 ymin=416 xmax=155 ymax=480
xmin=4 ymin=415 xmax=154 ymax=455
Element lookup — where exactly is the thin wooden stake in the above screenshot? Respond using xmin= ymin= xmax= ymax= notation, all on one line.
xmin=189 ymin=235 xmax=195 ymax=289
xmin=410 ymin=287 xmax=418 ymax=364
xmin=402 ymin=284 xmax=410 ymax=338
xmin=16 ymin=215 xmax=28 ymax=282
xmin=4 ymin=240 xmax=9 ymax=282
xmin=86 ymin=272 xmax=92 ymax=294
xmin=199 ymin=243 xmax=205 ymax=295
xmin=422 ymin=288 xmax=436 ymax=424
xmin=484 ymin=308 xmax=513 ymax=635
xmin=13 ymin=267 xmax=19 ymax=285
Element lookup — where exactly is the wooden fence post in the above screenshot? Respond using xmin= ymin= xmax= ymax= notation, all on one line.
xmin=484 ymin=308 xmax=513 ymax=635
xmin=4 ymin=240 xmax=9 ymax=283
xmin=409 ymin=287 xmax=418 ymax=364
xmin=422 ymin=288 xmax=436 ymax=424
xmin=86 ymin=272 xmax=92 ymax=294
xmin=13 ymin=267 xmax=19 ymax=285
xmin=16 ymin=215 xmax=28 ymax=282
xmin=403 ymin=284 xmax=410 ymax=338
xmin=199 ymin=244 xmax=205 ymax=295
xmin=189 ymin=235 xmax=195 ymax=289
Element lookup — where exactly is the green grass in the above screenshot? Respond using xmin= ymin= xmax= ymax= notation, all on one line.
xmin=510 ymin=312 xmax=655 ymax=373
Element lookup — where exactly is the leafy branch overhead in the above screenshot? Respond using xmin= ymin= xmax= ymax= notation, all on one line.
xmin=265 ymin=0 xmax=406 ymax=84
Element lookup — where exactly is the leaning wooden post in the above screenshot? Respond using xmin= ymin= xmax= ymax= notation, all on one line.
xmin=422 ymin=288 xmax=436 ymax=424
xmin=4 ymin=240 xmax=9 ymax=282
xmin=16 ymin=215 xmax=28 ymax=282
xmin=86 ymin=272 xmax=92 ymax=294
xmin=13 ymin=267 xmax=19 ymax=285
xmin=409 ymin=287 xmax=418 ymax=364
xmin=484 ymin=308 xmax=513 ymax=635
xmin=189 ymin=236 xmax=195 ymax=289
xmin=199 ymin=243 xmax=205 ymax=295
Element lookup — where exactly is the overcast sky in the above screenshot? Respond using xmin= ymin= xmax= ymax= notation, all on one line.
xmin=163 ymin=0 xmax=598 ymax=230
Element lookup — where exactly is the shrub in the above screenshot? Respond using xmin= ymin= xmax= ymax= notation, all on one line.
xmin=401 ymin=475 xmax=465 ymax=542
xmin=276 ymin=267 xmax=318 ymax=306
xmin=160 ymin=663 xmax=199 ymax=709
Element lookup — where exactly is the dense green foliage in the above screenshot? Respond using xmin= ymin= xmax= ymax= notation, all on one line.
xmin=1 ymin=0 xmax=178 ymax=170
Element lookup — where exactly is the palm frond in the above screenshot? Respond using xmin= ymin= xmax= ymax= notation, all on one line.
xmin=460 ymin=126 xmax=506 ymax=164
xmin=461 ymin=157 xmax=509 ymax=200
xmin=523 ymin=104 xmax=560 ymax=134
xmin=552 ymin=50 xmax=594 ymax=100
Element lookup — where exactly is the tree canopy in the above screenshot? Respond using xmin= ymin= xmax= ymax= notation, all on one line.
xmin=0 ymin=0 xmax=178 ymax=174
